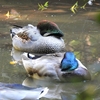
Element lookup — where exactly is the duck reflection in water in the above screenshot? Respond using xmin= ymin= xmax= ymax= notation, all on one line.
xmin=22 ymin=77 xmax=93 ymax=100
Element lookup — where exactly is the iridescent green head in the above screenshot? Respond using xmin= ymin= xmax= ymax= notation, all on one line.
xmin=37 ymin=20 xmax=63 ymax=37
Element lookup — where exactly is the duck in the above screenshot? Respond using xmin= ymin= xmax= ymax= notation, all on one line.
xmin=0 ymin=82 xmax=49 ymax=100
xmin=10 ymin=20 xmax=65 ymax=54
xmin=22 ymin=51 xmax=91 ymax=82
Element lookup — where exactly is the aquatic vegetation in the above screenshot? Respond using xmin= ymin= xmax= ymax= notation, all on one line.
xmin=70 ymin=0 xmax=94 ymax=14
xmin=96 ymin=12 xmax=100 ymax=24
xmin=38 ymin=1 xmax=49 ymax=11
xmin=70 ymin=1 xmax=78 ymax=14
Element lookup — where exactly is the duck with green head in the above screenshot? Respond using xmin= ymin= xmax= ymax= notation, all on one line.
xmin=22 ymin=51 xmax=91 ymax=82
xmin=10 ymin=20 xmax=65 ymax=54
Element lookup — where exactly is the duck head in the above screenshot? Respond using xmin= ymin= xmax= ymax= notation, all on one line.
xmin=61 ymin=52 xmax=78 ymax=71
xmin=60 ymin=52 xmax=91 ymax=81
xmin=37 ymin=20 xmax=63 ymax=37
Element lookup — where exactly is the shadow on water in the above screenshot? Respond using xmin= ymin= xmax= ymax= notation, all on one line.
xmin=0 ymin=0 xmax=100 ymax=99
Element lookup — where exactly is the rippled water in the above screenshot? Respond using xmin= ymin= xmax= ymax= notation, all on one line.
xmin=0 ymin=0 xmax=100 ymax=100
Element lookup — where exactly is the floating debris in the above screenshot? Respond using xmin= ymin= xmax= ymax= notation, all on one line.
xmin=10 ymin=61 xmax=17 ymax=65
xmin=5 ymin=9 xmax=20 ymax=20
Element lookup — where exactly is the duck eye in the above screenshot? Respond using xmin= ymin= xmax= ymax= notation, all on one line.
xmin=41 ymin=90 xmax=44 ymax=94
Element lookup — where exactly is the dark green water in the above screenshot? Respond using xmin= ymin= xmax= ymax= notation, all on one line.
xmin=0 ymin=0 xmax=100 ymax=99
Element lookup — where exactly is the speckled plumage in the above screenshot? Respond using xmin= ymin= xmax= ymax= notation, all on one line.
xmin=10 ymin=21 xmax=65 ymax=54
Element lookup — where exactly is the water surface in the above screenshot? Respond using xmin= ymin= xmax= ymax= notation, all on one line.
xmin=0 ymin=0 xmax=100 ymax=99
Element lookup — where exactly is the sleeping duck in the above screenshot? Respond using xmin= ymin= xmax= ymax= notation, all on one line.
xmin=0 ymin=82 xmax=48 ymax=99
xmin=10 ymin=20 xmax=65 ymax=54
xmin=22 ymin=51 xmax=91 ymax=82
